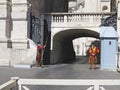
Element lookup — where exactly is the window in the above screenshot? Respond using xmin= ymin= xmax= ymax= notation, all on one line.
xmin=102 ymin=5 xmax=108 ymax=11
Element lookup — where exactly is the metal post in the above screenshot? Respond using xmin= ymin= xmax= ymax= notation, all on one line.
xmin=40 ymin=14 xmax=44 ymax=66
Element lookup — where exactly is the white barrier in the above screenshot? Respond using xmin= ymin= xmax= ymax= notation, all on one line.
xmin=17 ymin=79 xmax=120 ymax=90
xmin=0 ymin=77 xmax=19 ymax=90
xmin=1 ymin=78 xmax=120 ymax=90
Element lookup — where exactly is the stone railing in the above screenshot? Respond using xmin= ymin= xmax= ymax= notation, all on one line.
xmin=1 ymin=77 xmax=120 ymax=90
xmin=51 ymin=12 xmax=114 ymax=22
xmin=44 ymin=12 xmax=115 ymax=27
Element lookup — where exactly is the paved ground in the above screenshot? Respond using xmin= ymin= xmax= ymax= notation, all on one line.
xmin=0 ymin=57 xmax=120 ymax=90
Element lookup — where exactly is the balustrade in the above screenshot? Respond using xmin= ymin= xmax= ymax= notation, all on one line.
xmin=50 ymin=12 xmax=115 ymax=27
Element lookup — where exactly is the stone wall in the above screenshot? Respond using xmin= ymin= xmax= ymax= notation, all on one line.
xmin=0 ymin=0 xmax=36 ymax=66
xmin=84 ymin=0 xmax=110 ymax=12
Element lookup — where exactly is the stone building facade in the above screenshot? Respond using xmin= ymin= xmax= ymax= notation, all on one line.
xmin=0 ymin=0 xmax=120 ymax=66
xmin=0 ymin=0 xmax=36 ymax=66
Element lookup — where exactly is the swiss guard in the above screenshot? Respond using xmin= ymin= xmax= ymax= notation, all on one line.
xmin=88 ymin=44 xmax=99 ymax=69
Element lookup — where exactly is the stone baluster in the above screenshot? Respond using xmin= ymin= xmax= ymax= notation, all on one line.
xmin=64 ymin=15 xmax=67 ymax=23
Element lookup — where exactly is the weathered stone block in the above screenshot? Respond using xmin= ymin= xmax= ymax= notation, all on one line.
xmin=12 ymin=4 xmax=28 ymax=12
xmin=0 ymin=4 xmax=7 ymax=10
xmin=11 ymin=4 xmax=28 ymax=19
xmin=0 ymin=38 xmax=7 ymax=48
xmin=0 ymin=2 xmax=11 ymax=18
xmin=0 ymin=38 xmax=10 ymax=66
xmin=0 ymin=18 xmax=11 ymax=39
xmin=11 ymin=21 xmax=27 ymax=39
xmin=0 ymin=1 xmax=7 ymax=3
xmin=0 ymin=20 xmax=6 ymax=38
xmin=11 ymin=39 xmax=28 ymax=49
xmin=10 ymin=49 xmax=27 ymax=65
xmin=0 ymin=5 xmax=7 ymax=17
xmin=12 ymin=0 xmax=27 ymax=4
xmin=11 ymin=12 xmax=27 ymax=19
xmin=0 ymin=47 xmax=10 ymax=66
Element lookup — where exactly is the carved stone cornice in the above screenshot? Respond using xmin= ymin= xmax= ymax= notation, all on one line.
xmin=101 ymin=13 xmax=117 ymax=30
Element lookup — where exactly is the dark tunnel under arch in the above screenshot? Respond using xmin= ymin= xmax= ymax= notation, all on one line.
xmin=50 ymin=29 xmax=100 ymax=64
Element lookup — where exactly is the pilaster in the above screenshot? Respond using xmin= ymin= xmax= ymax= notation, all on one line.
xmin=117 ymin=1 xmax=120 ymax=38
xmin=117 ymin=1 xmax=120 ymax=69
xmin=0 ymin=0 xmax=11 ymax=45
xmin=0 ymin=0 xmax=11 ymax=65
xmin=11 ymin=0 xmax=28 ymax=49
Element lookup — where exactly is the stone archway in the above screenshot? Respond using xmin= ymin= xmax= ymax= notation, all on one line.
xmin=50 ymin=29 xmax=99 ymax=64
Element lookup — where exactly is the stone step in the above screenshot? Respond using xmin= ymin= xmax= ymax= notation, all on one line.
xmin=0 ymin=59 xmax=10 ymax=66
xmin=13 ymin=63 xmax=35 ymax=68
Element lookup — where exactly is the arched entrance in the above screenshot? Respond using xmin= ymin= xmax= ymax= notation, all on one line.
xmin=50 ymin=29 xmax=100 ymax=64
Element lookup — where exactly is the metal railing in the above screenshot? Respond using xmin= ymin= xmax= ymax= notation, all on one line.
xmin=1 ymin=77 xmax=120 ymax=90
